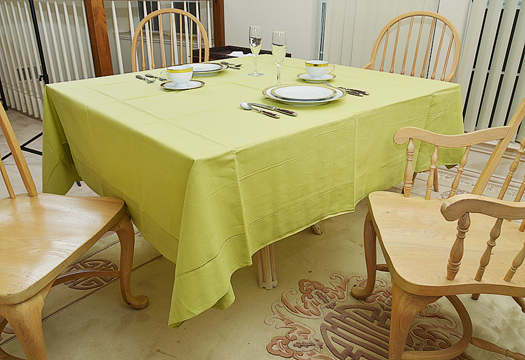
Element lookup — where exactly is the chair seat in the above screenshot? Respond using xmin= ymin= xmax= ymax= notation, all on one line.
xmin=369 ymin=191 xmax=525 ymax=298
xmin=0 ymin=193 xmax=126 ymax=305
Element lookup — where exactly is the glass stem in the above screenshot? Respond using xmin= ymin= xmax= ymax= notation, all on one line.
xmin=276 ymin=65 xmax=281 ymax=85
xmin=254 ymin=55 xmax=258 ymax=74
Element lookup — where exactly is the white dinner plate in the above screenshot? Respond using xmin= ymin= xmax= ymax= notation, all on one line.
xmin=270 ymin=85 xmax=337 ymax=101
xmin=262 ymin=85 xmax=345 ymax=106
xmin=160 ymin=80 xmax=205 ymax=90
xmin=191 ymin=62 xmax=228 ymax=76
xmin=297 ymin=72 xmax=336 ymax=83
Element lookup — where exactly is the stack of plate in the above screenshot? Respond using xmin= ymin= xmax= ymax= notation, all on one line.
xmin=262 ymin=84 xmax=345 ymax=105
xmin=192 ymin=63 xmax=228 ymax=76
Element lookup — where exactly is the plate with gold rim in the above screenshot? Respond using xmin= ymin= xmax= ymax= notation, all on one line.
xmin=160 ymin=80 xmax=205 ymax=90
xmin=297 ymin=72 xmax=336 ymax=83
xmin=262 ymin=85 xmax=345 ymax=106
xmin=270 ymin=84 xmax=338 ymax=101
xmin=191 ymin=62 xmax=228 ymax=76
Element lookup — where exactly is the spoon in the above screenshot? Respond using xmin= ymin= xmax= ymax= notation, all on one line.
xmin=136 ymin=74 xmax=154 ymax=84
xmin=240 ymin=102 xmax=280 ymax=118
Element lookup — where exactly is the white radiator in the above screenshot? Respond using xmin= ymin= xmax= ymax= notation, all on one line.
xmin=457 ymin=0 xmax=524 ymax=141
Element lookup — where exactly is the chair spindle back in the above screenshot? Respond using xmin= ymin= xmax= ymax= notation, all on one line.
xmin=366 ymin=11 xmax=461 ymax=82
xmin=0 ymin=106 xmax=37 ymax=198
xmin=131 ymin=8 xmax=210 ymax=72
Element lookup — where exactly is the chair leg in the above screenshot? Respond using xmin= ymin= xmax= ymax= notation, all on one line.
xmin=351 ymin=211 xmax=378 ymax=299
xmin=113 ymin=214 xmax=149 ymax=310
xmin=512 ymin=296 xmax=525 ymax=313
xmin=0 ymin=284 xmax=52 ymax=360
xmin=389 ymin=282 xmax=436 ymax=360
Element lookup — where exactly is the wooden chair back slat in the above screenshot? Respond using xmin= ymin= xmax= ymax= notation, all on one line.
xmin=169 ymin=13 xmax=175 ymax=67
xmin=431 ymin=22 xmax=446 ymax=80
xmin=401 ymin=17 xmax=414 ymax=76
xmin=380 ymin=28 xmax=390 ymax=72
xmin=475 ymin=218 xmax=503 ymax=281
xmin=499 ymin=139 xmax=525 ymax=200
xmin=390 ymin=24 xmax=401 ymax=73
xmin=140 ymin=29 xmax=146 ymax=71
xmin=425 ymin=145 xmax=439 ymax=200
xmin=0 ymin=106 xmax=37 ymax=197
xmin=505 ymin=244 xmax=525 ymax=282
xmin=366 ymin=11 xmax=461 ymax=82
xmin=449 ymin=146 xmax=471 ymax=198
xmin=420 ymin=17 xmax=436 ymax=79
xmin=473 ymin=99 xmax=525 ymax=195
xmin=410 ymin=16 xmax=425 ymax=77
xmin=0 ymin=156 xmax=15 ymax=199
xmin=131 ymin=8 xmax=209 ymax=72
xmin=159 ymin=14 xmax=165 ymax=68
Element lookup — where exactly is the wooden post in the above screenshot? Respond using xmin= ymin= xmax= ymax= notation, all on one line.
xmin=213 ymin=0 xmax=225 ymax=47
xmin=84 ymin=0 xmax=113 ymax=77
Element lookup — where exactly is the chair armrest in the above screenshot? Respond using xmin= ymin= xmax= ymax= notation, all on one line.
xmin=394 ymin=126 xmax=511 ymax=147
xmin=441 ymin=194 xmax=525 ymax=221
xmin=363 ymin=62 xmax=374 ymax=70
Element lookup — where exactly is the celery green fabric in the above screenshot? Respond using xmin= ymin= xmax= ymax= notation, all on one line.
xmin=42 ymin=56 xmax=464 ymax=328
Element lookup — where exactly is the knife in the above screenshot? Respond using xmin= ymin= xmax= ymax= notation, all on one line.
xmin=250 ymin=103 xmax=298 ymax=116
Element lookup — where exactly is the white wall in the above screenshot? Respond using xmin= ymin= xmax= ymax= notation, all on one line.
xmin=224 ymin=0 xmax=320 ymax=60
xmin=437 ymin=0 xmax=471 ymax=42
xmin=223 ymin=0 xmax=471 ymax=67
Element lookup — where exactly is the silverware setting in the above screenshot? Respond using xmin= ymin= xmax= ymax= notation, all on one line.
xmin=250 ymin=103 xmax=297 ymax=116
xmin=136 ymin=74 xmax=154 ymax=84
xmin=145 ymin=73 xmax=169 ymax=82
xmin=240 ymin=102 xmax=280 ymax=119
xmin=323 ymin=81 xmax=369 ymax=97
xmin=221 ymin=61 xmax=242 ymax=70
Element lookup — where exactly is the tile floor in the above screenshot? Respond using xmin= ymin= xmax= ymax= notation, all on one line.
xmin=1 ymin=110 xmax=524 ymax=359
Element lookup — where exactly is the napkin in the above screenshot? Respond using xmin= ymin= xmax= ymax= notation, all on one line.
xmin=227 ymin=51 xmax=253 ymax=57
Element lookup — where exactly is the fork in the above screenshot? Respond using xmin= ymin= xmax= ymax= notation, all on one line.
xmin=323 ymin=81 xmax=364 ymax=97
xmin=221 ymin=61 xmax=242 ymax=69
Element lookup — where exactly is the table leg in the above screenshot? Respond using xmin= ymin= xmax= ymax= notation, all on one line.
xmin=256 ymin=244 xmax=277 ymax=289
xmin=311 ymin=222 xmax=323 ymax=235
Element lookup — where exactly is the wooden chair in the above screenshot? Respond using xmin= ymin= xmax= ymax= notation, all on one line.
xmin=0 ymin=107 xmax=148 ymax=359
xmin=131 ymin=8 xmax=210 ymax=72
xmin=351 ymin=97 xmax=525 ymax=360
xmin=365 ymin=11 xmax=461 ymax=193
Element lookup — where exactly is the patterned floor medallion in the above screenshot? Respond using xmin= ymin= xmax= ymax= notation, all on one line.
xmin=265 ymin=274 xmax=473 ymax=360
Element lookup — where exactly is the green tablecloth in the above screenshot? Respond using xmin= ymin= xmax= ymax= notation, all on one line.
xmin=42 ymin=55 xmax=464 ymax=328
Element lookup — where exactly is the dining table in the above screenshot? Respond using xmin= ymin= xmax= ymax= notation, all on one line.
xmin=42 ymin=55 xmax=464 ymax=329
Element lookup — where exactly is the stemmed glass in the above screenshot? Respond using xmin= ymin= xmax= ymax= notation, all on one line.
xmin=248 ymin=26 xmax=263 ymax=76
xmin=272 ymin=31 xmax=287 ymax=85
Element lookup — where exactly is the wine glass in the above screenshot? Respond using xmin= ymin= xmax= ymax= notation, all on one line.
xmin=272 ymin=31 xmax=287 ymax=85
xmin=248 ymin=26 xmax=263 ymax=76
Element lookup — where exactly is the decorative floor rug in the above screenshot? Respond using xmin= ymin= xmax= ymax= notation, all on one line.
xmin=265 ymin=274 xmax=473 ymax=360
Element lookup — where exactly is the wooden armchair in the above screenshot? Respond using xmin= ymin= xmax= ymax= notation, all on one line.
xmin=0 ymin=106 xmax=148 ymax=359
xmin=365 ymin=11 xmax=461 ymax=193
xmin=351 ymin=97 xmax=525 ymax=360
xmin=131 ymin=8 xmax=210 ymax=72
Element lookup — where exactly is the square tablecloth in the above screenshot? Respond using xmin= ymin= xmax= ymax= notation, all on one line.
xmin=43 ymin=55 xmax=464 ymax=328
